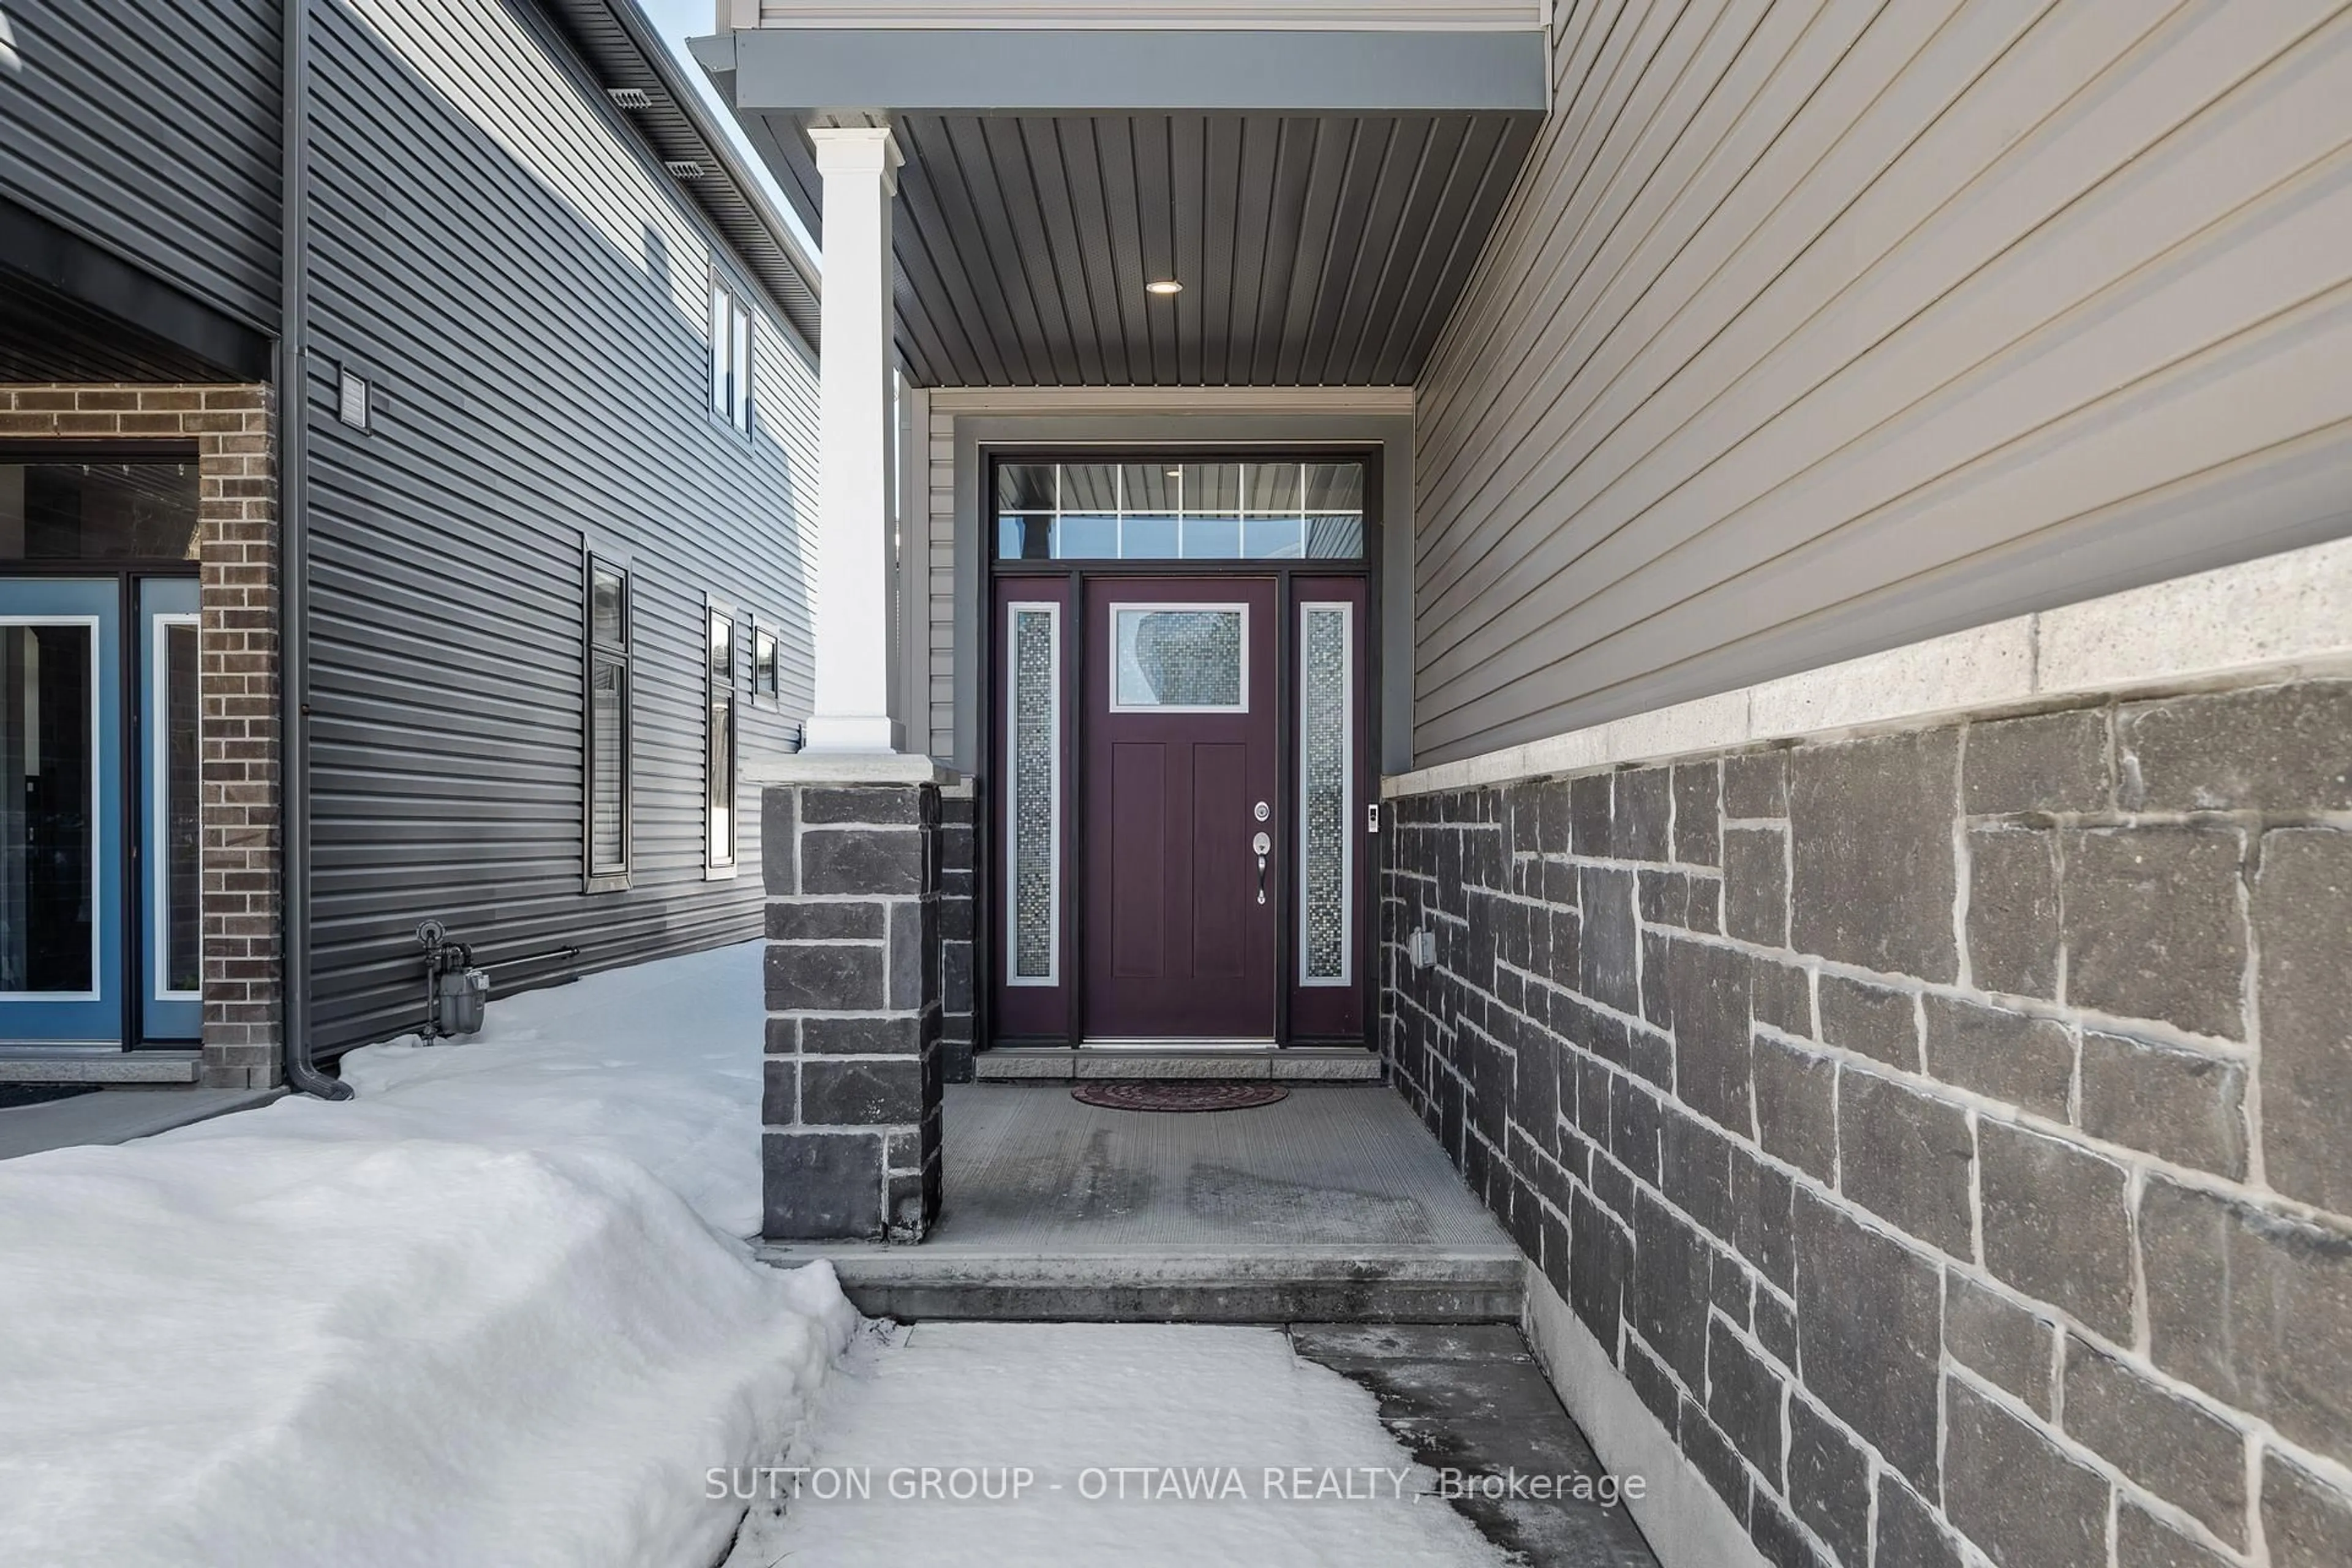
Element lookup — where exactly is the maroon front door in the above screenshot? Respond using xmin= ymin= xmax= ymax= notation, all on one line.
xmin=1081 ymin=577 xmax=1279 ymax=1039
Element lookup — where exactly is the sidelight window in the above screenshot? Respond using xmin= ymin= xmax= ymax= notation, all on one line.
xmin=707 ymin=603 xmax=737 ymax=872
xmin=1006 ymin=601 xmax=1060 ymax=986
xmin=585 ymin=559 xmax=631 ymax=888
xmin=1298 ymin=602 xmax=1354 ymax=986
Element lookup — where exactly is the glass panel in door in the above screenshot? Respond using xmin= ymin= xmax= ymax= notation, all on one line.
xmin=141 ymin=578 xmax=202 ymax=1040
xmin=0 ymin=579 xmax=121 ymax=1044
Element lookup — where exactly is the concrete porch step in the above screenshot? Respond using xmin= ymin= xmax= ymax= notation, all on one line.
xmin=974 ymin=1046 xmax=1383 ymax=1082
xmin=0 ymin=1052 xmax=202 ymax=1085
xmin=760 ymin=1241 xmax=1526 ymax=1324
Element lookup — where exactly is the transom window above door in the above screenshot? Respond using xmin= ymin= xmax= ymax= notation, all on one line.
xmin=995 ymin=460 xmax=1365 ymax=562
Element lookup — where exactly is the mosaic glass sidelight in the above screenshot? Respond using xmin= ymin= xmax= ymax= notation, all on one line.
xmin=1113 ymin=608 xmax=1244 ymax=709
xmin=1299 ymin=605 xmax=1352 ymax=985
xmin=1009 ymin=605 xmax=1058 ymax=983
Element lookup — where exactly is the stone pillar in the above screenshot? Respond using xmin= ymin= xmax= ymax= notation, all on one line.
xmin=761 ymin=761 xmax=947 ymax=1242
xmin=801 ymin=124 xmax=903 ymax=755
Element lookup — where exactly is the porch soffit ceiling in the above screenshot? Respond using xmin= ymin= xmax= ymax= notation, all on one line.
xmin=692 ymin=12 xmax=1548 ymax=388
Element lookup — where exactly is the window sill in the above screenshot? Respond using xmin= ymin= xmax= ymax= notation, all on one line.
xmin=584 ymin=872 xmax=631 ymax=895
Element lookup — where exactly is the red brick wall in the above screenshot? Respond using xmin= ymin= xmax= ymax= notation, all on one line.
xmin=0 ymin=385 xmax=281 ymax=1087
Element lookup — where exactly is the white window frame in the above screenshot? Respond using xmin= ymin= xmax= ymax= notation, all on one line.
xmin=1005 ymin=600 xmax=1061 ymax=988
xmin=149 ymin=611 xmax=202 ymax=1001
xmin=584 ymin=557 xmax=632 ymax=892
xmin=1297 ymin=600 xmax=1354 ymax=989
xmin=706 ymin=598 xmax=739 ymax=876
xmin=707 ymin=275 xmax=753 ymax=435
xmin=1107 ymin=601 xmax=1250 ymax=714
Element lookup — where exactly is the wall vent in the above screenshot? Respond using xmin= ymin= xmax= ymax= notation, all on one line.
xmin=665 ymin=159 xmax=706 ymax=180
xmin=606 ymin=86 xmax=652 ymax=110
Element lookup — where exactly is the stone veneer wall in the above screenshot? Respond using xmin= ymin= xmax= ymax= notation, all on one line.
xmin=1 ymin=384 xmax=281 ymax=1088
xmin=1382 ymin=678 xmax=2352 ymax=1568
xmin=761 ymin=781 xmax=944 ymax=1240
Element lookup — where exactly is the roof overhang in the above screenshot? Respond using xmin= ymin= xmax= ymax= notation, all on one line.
xmin=692 ymin=15 xmax=1546 ymax=387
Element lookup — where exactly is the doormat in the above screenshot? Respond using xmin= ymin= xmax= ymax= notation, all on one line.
xmin=1071 ymin=1082 xmax=1289 ymax=1113
xmin=0 ymin=1084 xmax=102 ymax=1110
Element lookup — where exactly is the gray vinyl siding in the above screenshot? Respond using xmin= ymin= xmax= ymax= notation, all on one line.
xmin=0 ymin=0 xmax=281 ymax=330
xmin=1409 ymin=0 xmax=2352 ymax=767
xmin=301 ymin=0 xmax=817 ymax=1051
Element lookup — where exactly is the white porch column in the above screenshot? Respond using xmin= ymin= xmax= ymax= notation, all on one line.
xmin=802 ymin=124 xmax=903 ymax=754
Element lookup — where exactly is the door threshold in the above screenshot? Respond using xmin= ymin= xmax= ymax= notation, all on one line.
xmin=976 ymin=1046 xmax=1382 ymax=1083
xmin=1080 ymin=1037 xmax=1275 ymax=1051
xmin=0 ymin=1050 xmax=201 ymax=1085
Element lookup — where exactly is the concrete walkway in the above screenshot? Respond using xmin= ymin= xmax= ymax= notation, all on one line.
xmin=0 ymin=1085 xmax=281 ymax=1161
xmin=763 ymin=1082 xmax=1525 ymax=1321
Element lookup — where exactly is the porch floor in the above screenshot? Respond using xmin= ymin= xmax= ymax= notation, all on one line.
xmin=0 ymin=1085 xmax=283 ymax=1163
xmin=760 ymin=1082 xmax=1524 ymax=1322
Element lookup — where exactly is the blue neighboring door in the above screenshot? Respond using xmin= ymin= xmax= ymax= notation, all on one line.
xmin=0 ymin=579 xmax=123 ymax=1045
xmin=140 ymin=578 xmax=203 ymax=1041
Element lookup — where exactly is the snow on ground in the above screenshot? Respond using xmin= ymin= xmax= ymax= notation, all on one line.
xmin=726 ymin=1322 xmax=1511 ymax=1568
xmin=0 ymin=943 xmax=855 ymax=1568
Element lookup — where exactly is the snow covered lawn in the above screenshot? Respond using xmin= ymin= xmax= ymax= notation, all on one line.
xmin=0 ymin=943 xmax=854 ymax=1568
xmin=726 ymin=1322 xmax=1510 ymax=1568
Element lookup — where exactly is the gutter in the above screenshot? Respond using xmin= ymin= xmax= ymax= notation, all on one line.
xmin=277 ymin=0 xmax=350 ymax=1101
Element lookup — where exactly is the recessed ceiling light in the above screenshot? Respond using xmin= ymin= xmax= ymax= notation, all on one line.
xmin=1145 ymin=279 xmax=1183 ymax=296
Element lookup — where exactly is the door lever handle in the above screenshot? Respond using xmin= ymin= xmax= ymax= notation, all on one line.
xmin=1253 ymin=830 xmax=1272 ymax=905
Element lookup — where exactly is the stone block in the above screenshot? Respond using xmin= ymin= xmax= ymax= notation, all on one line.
xmin=1724 ymin=749 xmax=1788 ymax=818
xmin=2078 ymin=1031 xmax=2245 ymax=1178
xmin=2253 ymin=829 xmax=2352 ymax=1210
xmin=1624 ymin=1335 xmax=1679 ymax=1434
xmin=1747 ymin=1491 xmax=1821 ymax=1568
xmin=1613 ymin=1076 xmax=1662 ymax=1184
xmin=2140 ymin=1178 xmax=2352 ymax=1466
xmin=1980 ymin=1121 xmax=2135 ymax=1342
xmin=1673 ymin=761 xmax=1722 ymax=867
xmin=1754 ymin=1033 xmax=1837 ymax=1182
xmin=1664 ymin=938 xmax=1753 ymax=1129
xmin=1966 ymin=830 xmax=2057 ymax=1006
xmin=2062 ymin=1335 xmax=2245 ymax=1545
xmin=1632 ymin=1189 xmax=1713 ymax=1389
xmin=763 ymin=1016 xmax=796 ymax=1056
xmin=764 ymin=1130 xmax=882 ymax=1239
xmin=1660 ymin=1105 xmax=1735 ymax=1243
xmin=764 ymin=943 xmax=885 ymax=1012
xmin=2118 ymin=683 xmax=2352 ymax=812
xmin=1922 ymin=995 xmax=2073 ymax=1118
xmin=2060 ymin=826 xmax=2245 ymax=1040
xmin=800 ymin=1057 xmax=924 ymax=1126
xmin=887 ymin=900 xmax=930 ymax=1011
xmin=1578 ymin=865 xmax=1640 ymax=1015
xmin=761 ymin=788 xmax=797 ymax=894
xmin=1837 ymin=1069 xmax=1975 ymax=1259
xmin=2116 ymin=1502 xmax=2233 ymax=1568
xmin=1750 ymin=958 xmax=1812 ymax=1036
xmin=1678 ymin=1395 xmax=1751 ymax=1524
xmin=1755 ymin=1288 xmax=1797 ymax=1368
xmin=1964 ymin=709 xmax=2109 ymax=815
xmin=1613 ymin=766 xmax=1673 ymax=862
xmin=1795 ymin=1191 xmax=1942 ymax=1491
xmin=1943 ymin=1378 xmax=2111 ymax=1568
xmin=1710 ymin=1246 xmax=1752 ymax=1325
xmin=802 ymin=1016 xmax=924 ymax=1054
xmin=1723 ymin=827 xmax=1789 ymax=946
xmin=765 ymin=900 xmax=885 ymax=941
xmin=801 ymin=826 xmax=927 ymax=897
xmin=1570 ymin=1188 xmax=1632 ymax=1349
xmin=760 ymin=1059 xmax=795 ymax=1125
xmin=2264 ymin=1453 xmax=2352 ymax=1568
xmin=1788 ymin=731 xmax=1959 ymax=982
xmin=1943 ymin=1270 xmax=2054 ymax=1418
xmin=1571 ymin=774 xmax=1613 ymax=856
xmin=1731 ymin=1156 xmax=1796 ymax=1291
xmin=1706 ymin=1317 xmax=1784 ymax=1480
xmin=1816 ymin=975 xmax=1918 ymax=1071
xmin=1787 ymin=1395 xmax=1870 ymax=1568
xmin=800 ymin=786 xmax=925 ymax=824
xmin=1874 ymin=1476 xmax=1965 ymax=1568
xmin=1537 ymin=777 xmax=1573 ymax=856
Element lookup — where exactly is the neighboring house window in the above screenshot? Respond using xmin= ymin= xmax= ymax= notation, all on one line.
xmin=707 ymin=603 xmax=737 ymax=871
xmin=586 ymin=559 xmax=631 ymax=888
xmin=753 ymin=622 xmax=779 ymax=702
xmin=708 ymin=278 xmax=753 ymax=434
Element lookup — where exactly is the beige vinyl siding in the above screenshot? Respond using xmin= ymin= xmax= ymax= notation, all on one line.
xmin=1409 ymin=0 xmax=2352 ymax=766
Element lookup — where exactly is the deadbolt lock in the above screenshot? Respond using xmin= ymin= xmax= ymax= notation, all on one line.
xmin=1253 ymin=800 xmax=1270 ymax=822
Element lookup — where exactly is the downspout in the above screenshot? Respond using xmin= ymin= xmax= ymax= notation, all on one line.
xmin=277 ymin=0 xmax=350 ymax=1099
